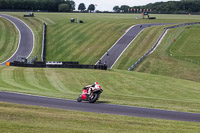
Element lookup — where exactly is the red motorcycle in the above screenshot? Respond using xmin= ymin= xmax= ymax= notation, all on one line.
xmin=77 ymin=83 xmax=103 ymax=103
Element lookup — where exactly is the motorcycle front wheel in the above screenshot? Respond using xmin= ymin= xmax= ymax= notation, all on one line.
xmin=89 ymin=93 xmax=98 ymax=103
xmin=77 ymin=96 xmax=82 ymax=102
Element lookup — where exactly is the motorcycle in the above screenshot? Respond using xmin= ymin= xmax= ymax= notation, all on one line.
xmin=77 ymin=84 xmax=103 ymax=103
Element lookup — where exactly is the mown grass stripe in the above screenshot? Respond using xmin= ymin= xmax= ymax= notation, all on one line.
xmin=0 ymin=17 xmax=18 ymax=63
xmin=23 ymin=68 xmax=51 ymax=92
xmin=68 ymin=22 xmax=129 ymax=63
xmin=0 ymin=19 xmax=6 ymax=49
xmin=0 ymin=67 xmax=22 ymax=90
xmin=33 ymin=68 xmax=59 ymax=92
xmin=0 ymin=67 xmax=29 ymax=91
xmin=70 ymin=22 xmax=114 ymax=62
xmin=47 ymin=21 xmax=103 ymax=61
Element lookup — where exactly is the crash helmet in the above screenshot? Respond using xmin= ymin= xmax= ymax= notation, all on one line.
xmin=94 ymin=82 xmax=98 ymax=85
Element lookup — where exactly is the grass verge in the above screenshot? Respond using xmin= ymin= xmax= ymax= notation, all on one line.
xmin=0 ymin=17 xmax=19 ymax=63
xmin=1 ymin=102 xmax=200 ymax=133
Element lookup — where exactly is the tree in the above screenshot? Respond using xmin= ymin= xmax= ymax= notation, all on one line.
xmin=78 ymin=3 xmax=86 ymax=12
xmin=88 ymin=4 xmax=95 ymax=13
xmin=120 ymin=5 xmax=129 ymax=13
xmin=64 ymin=0 xmax=75 ymax=12
xmin=58 ymin=4 xmax=70 ymax=12
xmin=113 ymin=6 xmax=120 ymax=13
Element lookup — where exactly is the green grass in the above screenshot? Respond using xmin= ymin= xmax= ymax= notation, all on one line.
xmin=45 ymin=13 xmax=200 ymax=64
xmin=0 ymin=66 xmax=200 ymax=113
xmin=1 ymin=102 xmax=200 ymax=133
xmin=0 ymin=17 xmax=19 ymax=63
xmin=167 ymin=25 xmax=200 ymax=63
xmin=5 ymin=13 xmax=197 ymax=83
xmin=133 ymin=25 xmax=200 ymax=82
xmin=45 ymin=13 xmax=141 ymax=64
xmin=113 ymin=25 xmax=166 ymax=70
xmin=0 ymin=13 xmax=200 ymax=131
xmin=3 ymin=13 xmax=200 ymax=64
xmin=0 ymin=13 xmax=199 ymax=111
xmin=2 ymin=13 xmax=43 ymax=61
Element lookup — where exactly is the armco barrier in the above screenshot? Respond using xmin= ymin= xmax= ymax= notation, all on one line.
xmin=9 ymin=61 xmax=107 ymax=70
xmin=46 ymin=64 xmax=107 ymax=70
xmin=41 ymin=23 xmax=47 ymax=62
xmin=128 ymin=22 xmax=200 ymax=71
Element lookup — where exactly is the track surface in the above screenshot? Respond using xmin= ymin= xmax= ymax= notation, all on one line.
xmin=1 ymin=91 xmax=200 ymax=122
xmin=0 ymin=14 xmax=34 ymax=65
xmin=97 ymin=23 xmax=169 ymax=68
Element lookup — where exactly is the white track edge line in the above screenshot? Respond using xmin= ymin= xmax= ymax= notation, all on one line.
xmin=0 ymin=91 xmax=76 ymax=102
xmin=95 ymin=25 xmax=136 ymax=65
xmin=0 ymin=15 xmax=21 ymax=65
xmin=1 ymin=14 xmax=35 ymax=61
xmin=110 ymin=28 xmax=144 ymax=69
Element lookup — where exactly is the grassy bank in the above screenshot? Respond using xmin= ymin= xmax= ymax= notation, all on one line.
xmin=134 ymin=25 xmax=200 ymax=82
xmin=3 ymin=13 xmax=200 ymax=64
xmin=0 ymin=66 xmax=200 ymax=113
xmin=0 ymin=17 xmax=19 ymax=63
xmin=1 ymin=102 xmax=200 ymax=133
xmin=166 ymin=25 xmax=200 ymax=63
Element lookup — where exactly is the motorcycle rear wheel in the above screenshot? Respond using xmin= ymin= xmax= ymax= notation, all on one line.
xmin=89 ymin=93 xmax=98 ymax=103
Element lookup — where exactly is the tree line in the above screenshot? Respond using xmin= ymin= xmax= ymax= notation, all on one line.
xmin=78 ymin=3 xmax=96 ymax=13
xmin=0 ymin=0 xmax=75 ymax=12
xmin=113 ymin=0 xmax=200 ymax=14
xmin=0 ymin=0 xmax=96 ymax=12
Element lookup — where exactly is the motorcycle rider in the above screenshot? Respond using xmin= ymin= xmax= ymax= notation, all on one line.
xmin=86 ymin=82 xmax=101 ymax=95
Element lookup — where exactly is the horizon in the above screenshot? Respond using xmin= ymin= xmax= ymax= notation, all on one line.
xmin=73 ymin=0 xmax=180 ymax=11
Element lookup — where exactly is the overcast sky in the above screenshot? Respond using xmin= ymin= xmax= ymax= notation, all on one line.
xmin=73 ymin=0 xmax=179 ymax=11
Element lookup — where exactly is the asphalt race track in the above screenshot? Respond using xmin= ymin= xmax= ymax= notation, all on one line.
xmin=0 ymin=14 xmax=34 ymax=65
xmin=97 ymin=23 xmax=170 ymax=68
xmin=0 ymin=91 xmax=200 ymax=122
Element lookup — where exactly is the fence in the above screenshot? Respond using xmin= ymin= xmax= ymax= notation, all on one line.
xmin=41 ymin=23 xmax=47 ymax=62
xmin=128 ymin=22 xmax=200 ymax=71
xmin=10 ymin=61 xmax=107 ymax=70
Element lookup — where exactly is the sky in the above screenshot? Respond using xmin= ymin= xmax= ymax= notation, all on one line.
xmin=73 ymin=0 xmax=179 ymax=11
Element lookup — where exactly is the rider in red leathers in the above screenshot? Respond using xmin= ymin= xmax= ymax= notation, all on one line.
xmin=86 ymin=82 xmax=101 ymax=95
xmin=77 ymin=82 xmax=103 ymax=103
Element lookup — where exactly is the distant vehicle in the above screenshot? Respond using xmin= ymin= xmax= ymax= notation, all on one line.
xmin=77 ymin=82 xmax=103 ymax=103
xmin=24 ymin=12 xmax=34 ymax=17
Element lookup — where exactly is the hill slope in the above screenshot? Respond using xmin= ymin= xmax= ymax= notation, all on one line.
xmin=0 ymin=66 xmax=200 ymax=113
xmin=135 ymin=25 xmax=200 ymax=82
